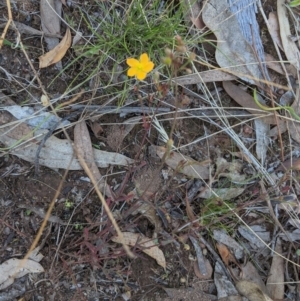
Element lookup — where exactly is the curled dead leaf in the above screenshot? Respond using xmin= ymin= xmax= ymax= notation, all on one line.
xmin=223 ymin=81 xmax=277 ymax=125
xmin=111 ymin=232 xmax=166 ymax=269
xmin=193 ymin=260 xmax=212 ymax=280
xmin=154 ymin=146 xmax=210 ymax=179
xmin=39 ymin=28 xmax=71 ymax=68
xmin=216 ymin=243 xmax=238 ymax=267
xmin=267 ymin=12 xmax=283 ymax=51
xmin=276 ymin=157 xmax=300 ymax=171
xmin=236 ymin=280 xmax=274 ymax=301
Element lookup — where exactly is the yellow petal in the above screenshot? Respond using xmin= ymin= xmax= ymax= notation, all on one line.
xmin=126 ymin=58 xmax=139 ymax=67
xmin=142 ymin=61 xmax=154 ymax=73
xmin=136 ymin=70 xmax=147 ymax=80
xmin=140 ymin=53 xmax=150 ymax=63
xmin=127 ymin=67 xmax=137 ymax=77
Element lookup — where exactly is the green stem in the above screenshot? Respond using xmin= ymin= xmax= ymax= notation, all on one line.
xmin=253 ymin=89 xmax=300 ymax=121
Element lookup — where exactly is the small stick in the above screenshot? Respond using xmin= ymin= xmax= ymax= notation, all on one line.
xmin=0 ymin=0 xmax=12 ymax=49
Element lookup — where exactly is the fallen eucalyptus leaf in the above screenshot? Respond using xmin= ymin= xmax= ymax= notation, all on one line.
xmin=223 ymin=81 xmax=277 ymax=125
xmin=0 ymin=127 xmax=134 ymax=170
xmin=213 ymin=229 xmax=244 ymax=260
xmin=112 ymin=232 xmax=166 ymax=269
xmin=215 ymin=157 xmax=246 ymax=183
xmin=154 ymin=146 xmax=210 ymax=179
xmin=0 ymin=111 xmax=33 ymax=141
xmin=278 ymin=0 xmax=300 ymax=69
xmin=267 ymin=12 xmax=283 ymax=51
xmin=74 ymin=120 xmax=110 ymax=196
xmin=238 ymin=225 xmax=270 ymax=250
xmin=266 ymin=239 xmax=284 ymax=300
xmin=241 ymin=261 xmax=268 ymax=295
xmin=254 ymin=118 xmax=269 ymax=164
xmin=203 ymin=0 xmax=264 ymax=84
xmin=236 ymin=280 xmax=273 ymax=301
xmin=173 ymin=69 xmax=236 ymax=86
xmin=1 ymin=105 xmax=70 ymax=129
xmin=214 ymin=261 xmax=239 ymax=299
xmin=39 ymin=28 xmax=71 ymax=68
xmin=40 ymin=0 xmax=62 ymax=68
xmin=0 ymin=258 xmax=44 ymax=290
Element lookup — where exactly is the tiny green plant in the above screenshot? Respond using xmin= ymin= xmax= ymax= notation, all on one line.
xmin=289 ymin=0 xmax=300 ymax=7
xmin=64 ymin=199 xmax=74 ymax=209
xmin=74 ymin=223 xmax=83 ymax=231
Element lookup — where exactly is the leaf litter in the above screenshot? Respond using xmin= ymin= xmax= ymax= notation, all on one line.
xmin=2 ymin=0 xmax=300 ymax=300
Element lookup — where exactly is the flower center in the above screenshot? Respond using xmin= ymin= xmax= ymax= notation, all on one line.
xmin=136 ymin=62 xmax=143 ymax=71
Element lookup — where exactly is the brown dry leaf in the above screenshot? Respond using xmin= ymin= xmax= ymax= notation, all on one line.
xmin=276 ymin=157 xmax=300 ymax=171
xmin=213 ymin=229 xmax=244 ymax=260
xmin=0 ymin=93 xmax=33 ymax=142
xmin=154 ymin=146 xmax=210 ymax=179
xmin=236 ymin=280 xmax=274 ymax=301
xmin=265 ymin=53 xmax=285 ymax=75
xmin=267 ymin=12 xmax=283 ymax=51
xmin=89 ymin=121 xmax=103 ymax=139
xmin=185 ymin=195 xmax=198 ymax=225
xmin=216 ymin=243 xmax=237 ymax=266
xmin=111 ymin=232 xmax=166 ymax=269
xmin=40 ymin=0 xmax=62 ymax=69
xmin=223 ymin=81 xmax=279 ymax=125
xmin=158 ymin=280 xmax=211 ymax=301
xmin=278 ymin=0 xmax=300 ymax=70
xmin=241 ymin=262 xmax=268 ymax=295
xmin=173 ymin=69 xmax=236 ymax=86
xmin=215 ymin=157 xmax=245 ymax=182
xmin=39 ymin=28 xmax=71 ymax=68
xmin=229 ymin=151 xmax=251 ymax=163
xmin=193 ymin=260 xmax=213 ymax=280
xmin=107 ymin=116 xmax=141 ymax=151
xmin=182 ymin=0 xmax=205 ymax=30
xmin=0 ymin=111 xmax=33 ymax=141
xmin=0 ymin=258 xmax=44 ymax=290
xmin=74 ymin=121 xmax=109 ymax=196
xmin=266 ymin=239 xmax=284 ymax=300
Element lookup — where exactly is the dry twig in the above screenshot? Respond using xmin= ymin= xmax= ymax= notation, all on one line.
xmin=0 ymin=0 xmax=12 ymax=49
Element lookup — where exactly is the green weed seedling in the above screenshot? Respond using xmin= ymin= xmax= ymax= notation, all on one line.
xmin=74 ymin=223 xmax=84 ymax=231
xmin=64 ymin=199 xmax=74 ymax=209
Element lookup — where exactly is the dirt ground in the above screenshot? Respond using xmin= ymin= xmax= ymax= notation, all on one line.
xmin=0 ymin=0 xmax=299 ymax=300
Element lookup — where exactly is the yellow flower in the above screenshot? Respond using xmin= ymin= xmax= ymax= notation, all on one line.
xmin=126 ymin=53 xmax=154 ymax=80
